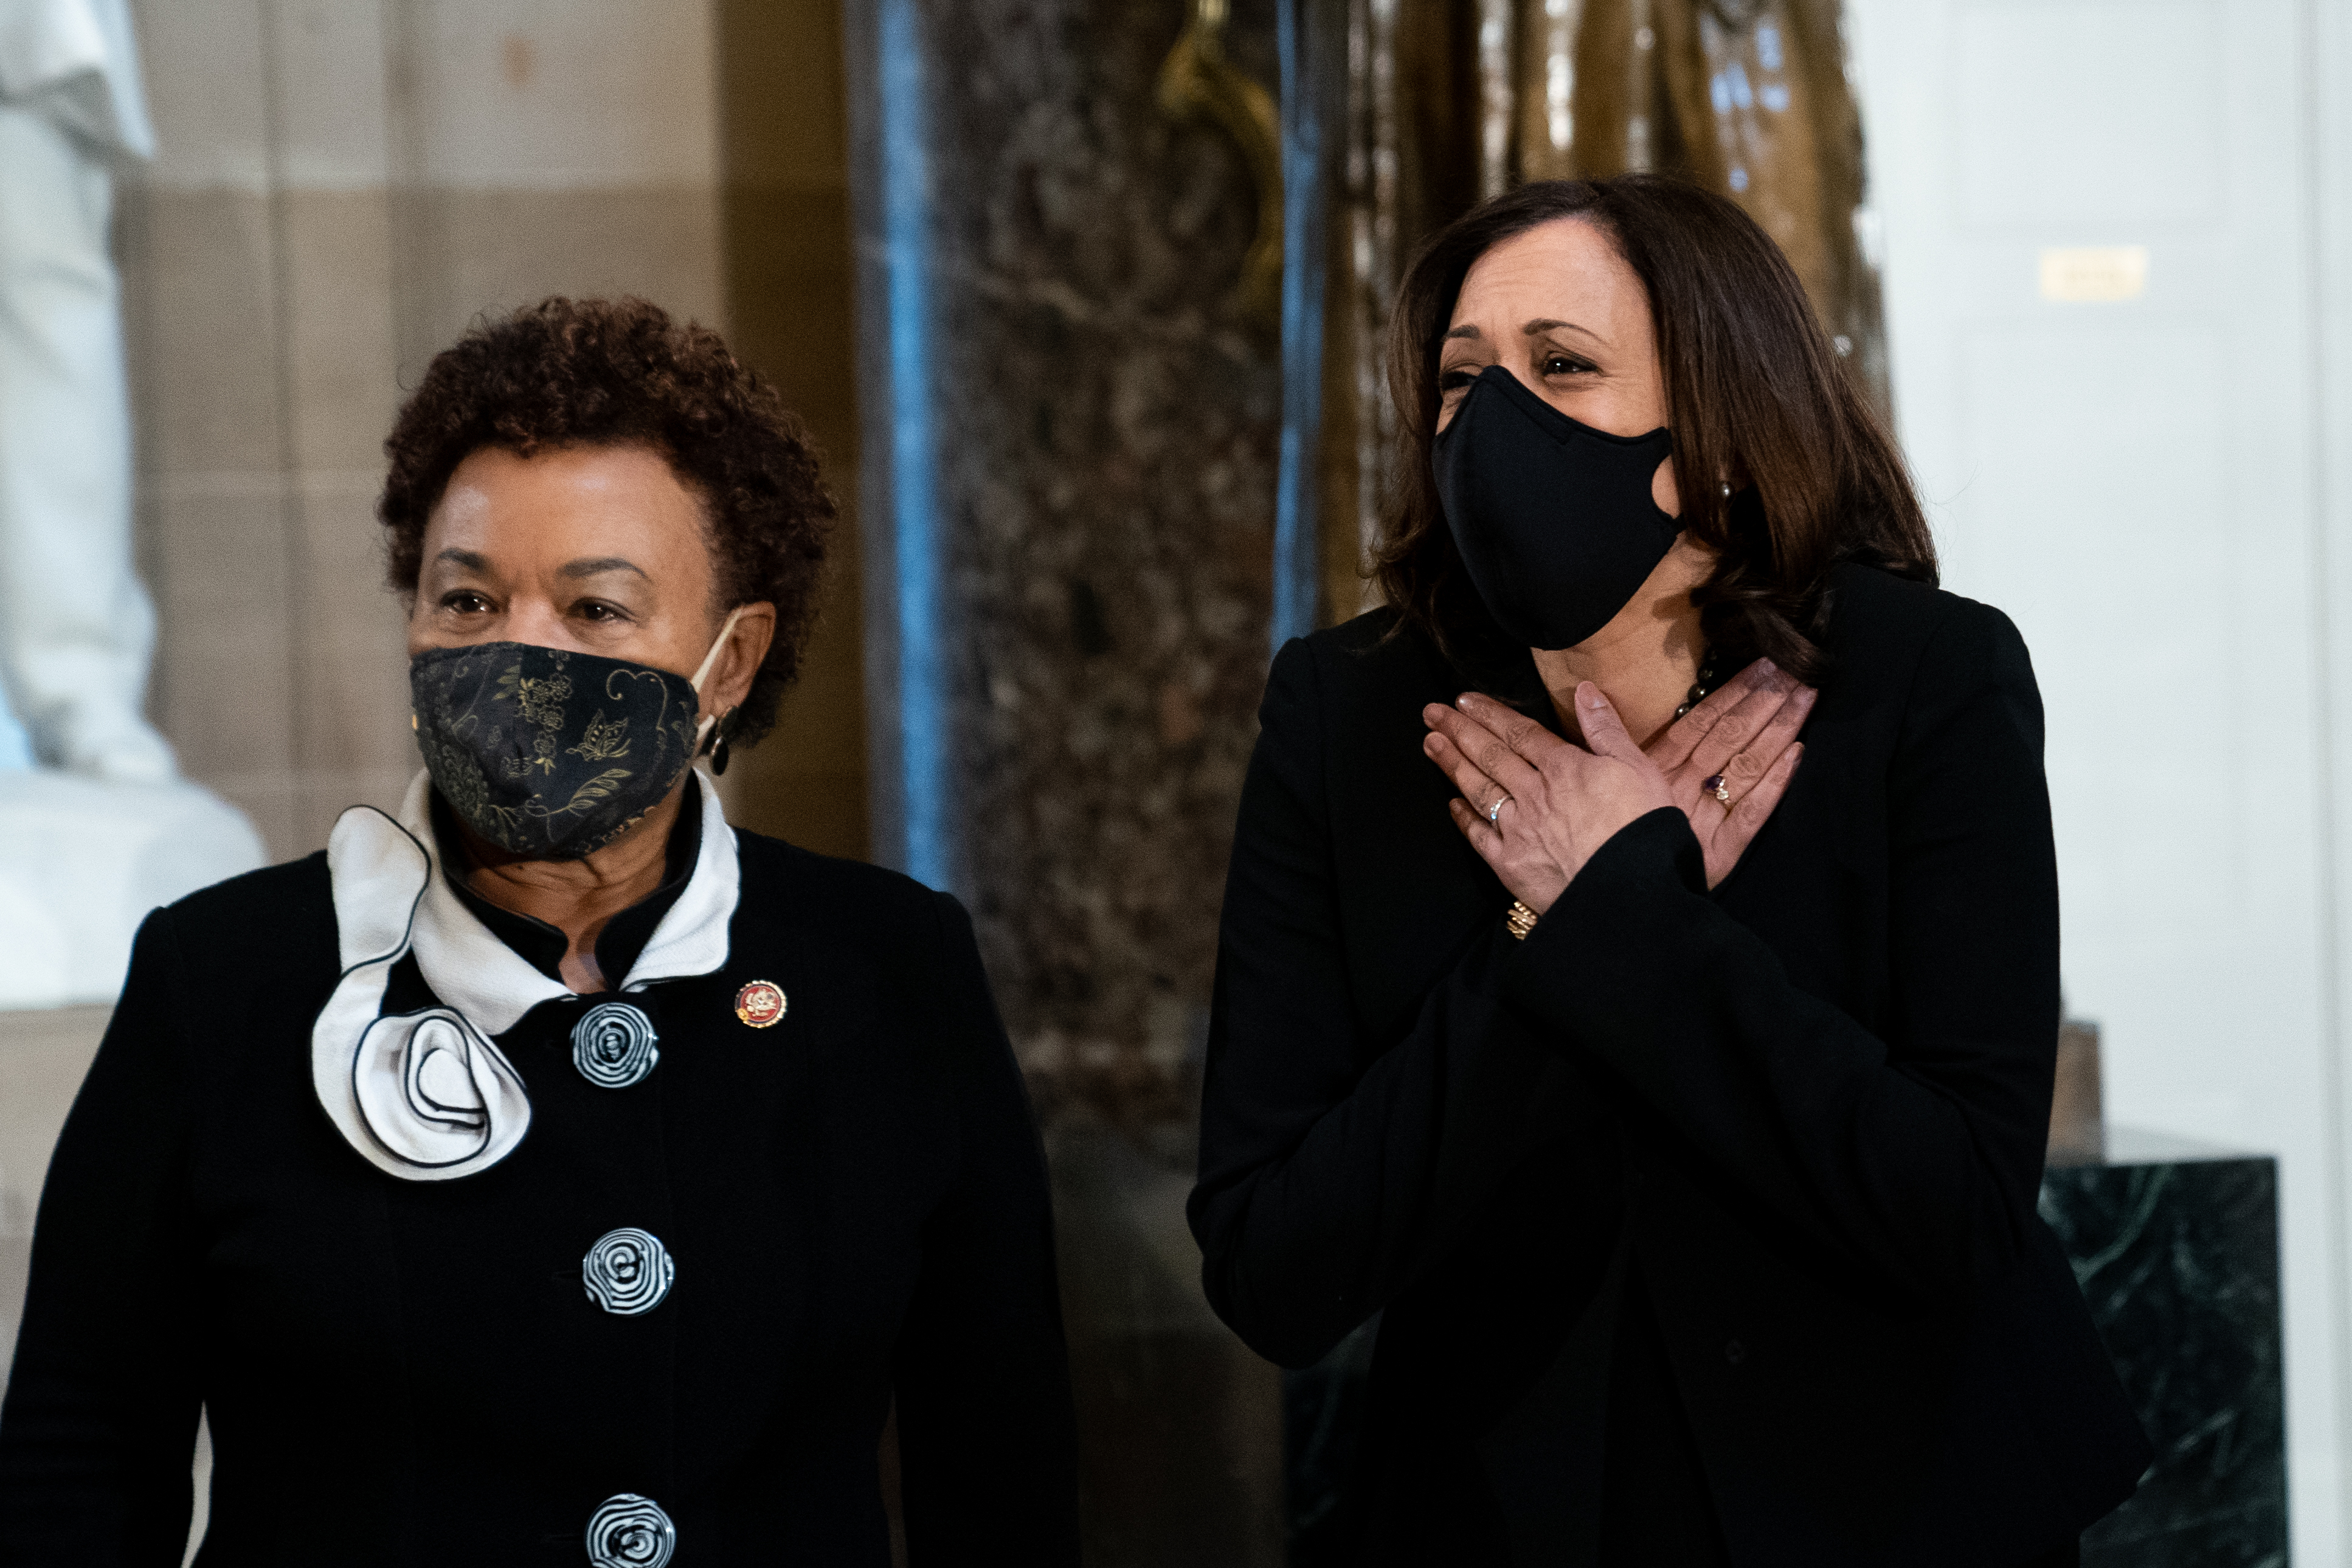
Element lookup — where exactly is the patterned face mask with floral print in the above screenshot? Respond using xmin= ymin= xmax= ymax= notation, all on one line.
xmin=409 ymin=610 xmax=743 ymax=860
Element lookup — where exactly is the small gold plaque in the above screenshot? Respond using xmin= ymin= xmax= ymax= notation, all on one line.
xmin=2039 ymin=246 xmax=2148 ymax=303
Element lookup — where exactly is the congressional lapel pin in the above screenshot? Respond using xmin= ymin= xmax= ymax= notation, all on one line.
xmin=734 ymin=979 xmax=787 ymax=1028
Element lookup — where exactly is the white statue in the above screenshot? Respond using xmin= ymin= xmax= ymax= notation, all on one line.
xmin=0 ymin=0 xmax=262 ymax=1009
xmin=0 ymin=0 xmax=167 ymax=780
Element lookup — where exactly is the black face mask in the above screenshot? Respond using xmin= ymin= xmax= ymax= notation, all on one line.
xmin=410 ymin=640 xmax=714 ymax=860
xmin=1432 ymin=363 xmax=1683 ymax=651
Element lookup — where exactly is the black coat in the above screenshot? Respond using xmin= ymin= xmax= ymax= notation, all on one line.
xmin=1189 ymin=564 xmax=2151 ymax=1567
xmin=0 ymin=830 xmax=1081 ymax=1566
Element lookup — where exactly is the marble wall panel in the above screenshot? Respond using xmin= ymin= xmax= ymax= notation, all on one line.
xmin=129 ymin=0 xmax=273 ymax=192
xmin=144 ymin=483 xmax=297 ymax=803
xmin=389 ymin=189 xmax=727 ymax=387
xmin=289 ymin=478 xmax=413 ymax=842
xmin=120 ymin=189 xmax=285 ymax=478
xmin=259 ymin=0 xmax=394 ymax=189
xmin=2042 ymin=1145 xmax=2289 ymax=1567
xmin=399 ymin=0 xmax=721 ymax=188
xmin=119 ymin=184 xmax=410 ymax=862
xmin=276 ymin=192 xmax=402 ymax=472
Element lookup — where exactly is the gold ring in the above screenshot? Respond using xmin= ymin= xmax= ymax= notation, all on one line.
xmin=1704 ymin=774 xmax=1731 ymax=807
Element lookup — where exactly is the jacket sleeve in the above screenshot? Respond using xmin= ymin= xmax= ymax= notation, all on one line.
xmin=0 ymin=909 xmax=203 ymax=1565
xmin=891 ymin=891 xmax=1082 ymax=1566
xmin=1506 ymin=599 xmax=2060 ymax=1301
xmin=1188 ymin=638 xmax=1605 ymax=1369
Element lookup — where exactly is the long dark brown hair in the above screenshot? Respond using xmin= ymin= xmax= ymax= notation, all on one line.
xmin=1374 ymin=175 xmax=1934 ymax=685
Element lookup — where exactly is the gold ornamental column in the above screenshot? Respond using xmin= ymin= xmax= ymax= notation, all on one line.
xmin=1312 ymin=0 xmax=1890 ymax=623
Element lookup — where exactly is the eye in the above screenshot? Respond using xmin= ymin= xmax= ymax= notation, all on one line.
xmin=440 ymin=590 xmax=492 ymax=615
xmin=576 ymin=599 xmax=628 ymax=624
xmin=1439 ymin=367 xmax=1478 ymax=393
xmin=1541 ymin=353 xmax=1596 ymax=377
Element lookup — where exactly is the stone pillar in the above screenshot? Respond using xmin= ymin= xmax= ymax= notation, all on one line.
xmin=843 ymin=0 xmax=1286 ymax=1558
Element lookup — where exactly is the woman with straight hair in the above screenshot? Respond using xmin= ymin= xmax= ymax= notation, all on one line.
xmin=1190 ymin=175 xmax=2148 ymax=1566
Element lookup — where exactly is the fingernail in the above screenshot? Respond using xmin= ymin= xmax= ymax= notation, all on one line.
xmin=1457 ymin=694 xmax=1477 ymax=710
xmin=1758 ymin=657 xmax=1778 ymax=675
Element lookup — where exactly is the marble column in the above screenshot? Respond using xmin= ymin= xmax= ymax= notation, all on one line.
xmin=846 ymin=0 xmax=1281 ymax=1107
xmin=843 ymin=0 xmax=1286 ymax=1560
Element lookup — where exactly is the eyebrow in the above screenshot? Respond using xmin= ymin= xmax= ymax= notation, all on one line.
xmin=431 ymin=549 xmax=650 ymax=583
xmin=558 ymin=556 xmax=649 ymax=582
xmin=1442 ymin=318 xmax=1607 ymax=345
xmin=1523 ymin=317 xmax=1605 ymax=344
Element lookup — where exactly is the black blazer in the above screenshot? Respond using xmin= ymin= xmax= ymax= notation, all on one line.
xmin=1189 ymin=565 xmax=2151 ymax=1567
xmin=0 ymin=832 xmax=1080 ymax=1566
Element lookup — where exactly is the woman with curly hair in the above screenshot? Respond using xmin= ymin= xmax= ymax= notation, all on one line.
xmin=1190 ymin=178 xmax=2147 ymax=1564
xmin=0 ymin=297 xmax=1080 ymax=1566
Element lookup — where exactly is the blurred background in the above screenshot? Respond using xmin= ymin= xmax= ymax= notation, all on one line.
xmin=0 ymin=0 xmax=2348 ymax=1563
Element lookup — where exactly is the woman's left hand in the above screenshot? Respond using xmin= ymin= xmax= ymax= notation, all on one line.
xmin=1422 ymin=684 xmax=1674 ymax=916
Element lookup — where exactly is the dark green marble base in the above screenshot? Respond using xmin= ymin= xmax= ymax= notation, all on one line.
xmin=2042 ymin=1128 xmax=2287 ymax=1568
xmin=1282 ymin=1128 xmax=2290 ymax=1564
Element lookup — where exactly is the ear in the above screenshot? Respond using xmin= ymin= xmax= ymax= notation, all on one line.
xmin=704 ymin=602 xmax=778 ymax=716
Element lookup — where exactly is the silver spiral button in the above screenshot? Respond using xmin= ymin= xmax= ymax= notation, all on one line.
xmin=586 ymin=1493 xmax=675 ymax=1568
xmin=583 ymin=1228 xmax=674 ymax=1316
xmin=571 ymin=1001 xmax=659 ymax=1089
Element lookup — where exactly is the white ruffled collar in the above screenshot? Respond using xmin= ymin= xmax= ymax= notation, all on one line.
xmin=310 ymin=768 xmax=740 ymax=1181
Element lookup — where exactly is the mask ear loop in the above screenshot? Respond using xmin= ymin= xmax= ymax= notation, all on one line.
xmin=690 ymin=605 xmax=750 ymax=760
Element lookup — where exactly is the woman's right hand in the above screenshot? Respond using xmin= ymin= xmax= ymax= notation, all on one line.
xmin=1646 ymin=658 xmax=1817 ymax=889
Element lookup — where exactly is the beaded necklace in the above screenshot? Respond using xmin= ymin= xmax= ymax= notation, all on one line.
xmin=1671 ymin=646 xmax=1723 ymax=722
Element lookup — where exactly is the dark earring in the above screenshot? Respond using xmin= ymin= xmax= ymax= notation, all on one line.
xmin=711 ymin=707 xmax=738 ymax=776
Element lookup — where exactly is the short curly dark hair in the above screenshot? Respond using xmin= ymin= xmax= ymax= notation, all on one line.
xmin=379 ymin=295 xmax=834 ymax=749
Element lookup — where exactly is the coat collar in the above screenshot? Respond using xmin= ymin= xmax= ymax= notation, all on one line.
xmin=310 ymin=767 xmax=739 ymax=1181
